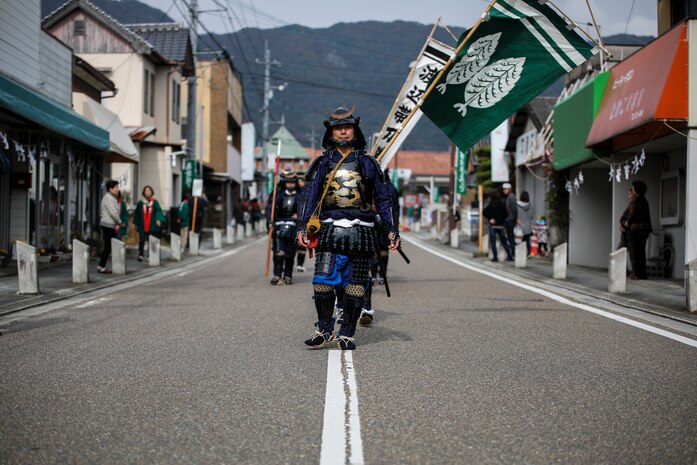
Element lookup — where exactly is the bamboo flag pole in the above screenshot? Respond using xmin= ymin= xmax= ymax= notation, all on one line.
xmin=370 ymin=19 xmax=441 ymax=157
xmin=438 ymin=18 xmax=458 ymax=42
xmin=548 ymin=0 xmax=610 ymax=56
xmin=376 ymin=0 xmax=501 ymax=164
xmin=264 ymin=141 xmax=282 ymax=276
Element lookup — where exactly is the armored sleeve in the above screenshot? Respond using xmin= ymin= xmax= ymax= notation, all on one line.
xmin=298 ymin=155 xmax=328 ymax=231
xmin=362 ymin=155 xmax=397 ymax=234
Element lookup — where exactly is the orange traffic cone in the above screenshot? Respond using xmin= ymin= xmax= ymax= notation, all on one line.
xmin=530 ymin=232 xmax=539 ymax=257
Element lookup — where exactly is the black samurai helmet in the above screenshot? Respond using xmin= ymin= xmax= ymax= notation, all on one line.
xmin=321 ymin=105 xmax=367 ymax=150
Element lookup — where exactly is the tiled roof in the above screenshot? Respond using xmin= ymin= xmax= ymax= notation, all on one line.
xmin=385 ymin=150 xmax=451 ymax=176
xmin=255 ymin=126 xmax=311 ymax=160
xmin=297 ymin=148 xmax=452 ymax=175
xmin=125 ymin=23 xmax=191 ymax=64
xmin=43 ymin=0 xmax=155 ymax=53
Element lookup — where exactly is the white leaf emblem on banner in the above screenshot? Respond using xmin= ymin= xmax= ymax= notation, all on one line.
xmin=436 ymin=33 xmax=501 ymax=95
xmin=454 ymin=57 xmax=526 ymax=117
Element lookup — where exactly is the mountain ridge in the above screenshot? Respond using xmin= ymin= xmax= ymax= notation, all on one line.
xmin=41 ymin=0 xmax=655 ymax=151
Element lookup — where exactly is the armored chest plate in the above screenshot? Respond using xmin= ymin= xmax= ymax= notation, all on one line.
xmin=278 ymin=194 xmax=297 ymax=217
xmin=323 ymin=158 xmax=364 ymax=210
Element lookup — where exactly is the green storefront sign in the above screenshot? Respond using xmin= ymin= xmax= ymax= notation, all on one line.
xmin=456 ymin=148 xmax=468 ymax=194
xmin=267 ymin=171 xmax=275 ymax=195
xmin=552 ymin=71 xmax=609 ymax=170
xmin=182 ymin=159 xmax=196 ymax=197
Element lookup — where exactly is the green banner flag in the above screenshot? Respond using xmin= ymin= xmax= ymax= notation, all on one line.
xmin=182 ymin=159 xmax=196 ymax=197
xmin=422 ymin=0 xmax=595 ymax=152
xmin=456 ymin=148 xmax=467 ymax=194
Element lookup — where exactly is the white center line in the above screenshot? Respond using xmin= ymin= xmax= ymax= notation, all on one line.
xmin=404 ymin=235 xmax=697 ymax=349
xmin=76 ymin=297 xmax=111 ymax=308
xmin=321 ymin=350 xmax=364 ymax=465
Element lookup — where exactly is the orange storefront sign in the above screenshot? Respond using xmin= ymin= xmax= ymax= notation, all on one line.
xmin=586 ymin=23 xmax=687 ymax=151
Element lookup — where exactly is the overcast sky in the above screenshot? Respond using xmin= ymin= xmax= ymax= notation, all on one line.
xmin=150 ymin=0 xmax=657 ymax=38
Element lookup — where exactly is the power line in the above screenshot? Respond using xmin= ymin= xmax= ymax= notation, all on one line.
xmin=624 ymin=0 xmax=636 ymax=34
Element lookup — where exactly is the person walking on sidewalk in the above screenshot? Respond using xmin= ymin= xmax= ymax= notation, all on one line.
xmin=502 ymin=182 xmax=517 ymax=257
xmin=517 ymin=191 xmax=534 ymax=256
xmin=534 ymin=216 xmax=549 ymax=257
xmin=484 ymin=191 xmax=513 ymax=262
xmin=134 ymin=185 xmax=166 ymax=261
xmin=298 ymin=106 xmax=399 ymax=351
xmin=178 ymin=193 xmax=191 ymax=253
xmin=621 ymin=181 xmax=653 ymax=280
xmin=267 ymin=166 xmax=300 ymax=285
xmin=116 ymin=191 xmax=129 ymax=241
xmin=98 ymin=180 xmax=121 ymax=273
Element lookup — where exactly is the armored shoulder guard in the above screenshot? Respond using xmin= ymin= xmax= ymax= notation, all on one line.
xmin=361 ymin=153 xmax=385 ymax=182
xmin=305 ymin=153 xmax=327 ymax=182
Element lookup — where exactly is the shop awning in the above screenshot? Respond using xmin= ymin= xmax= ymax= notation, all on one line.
xmin=80 ymin=98 xmax=139 ymax=163
xmin=552 ymin=71 xmax=609 ymax=170
xmin=0 ymin=73 xmax=109 ymax=151
xmin=586 ymin=23 xmax=687 ymax=151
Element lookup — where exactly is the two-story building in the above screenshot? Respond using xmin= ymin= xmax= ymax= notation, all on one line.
xmin=44 ymin=0 xmax=194 ymax=216
xmin=194 ymin=58 xmax=244 ymax=229
xmin=0 ymin=0 xmax=109 ymax=253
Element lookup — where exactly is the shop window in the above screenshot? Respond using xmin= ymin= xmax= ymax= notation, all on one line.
xmin=660 ymin=169 xmax=681 ymax=225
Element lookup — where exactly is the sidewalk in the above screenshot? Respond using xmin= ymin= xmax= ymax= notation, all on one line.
xmin=0 ymin=230 xmax=260 ymax=317
xmin=417 ymin=232 xmax=696 ymax=326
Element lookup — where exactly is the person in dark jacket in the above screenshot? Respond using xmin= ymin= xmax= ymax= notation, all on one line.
xmin=516 ymin=191 xmax=534 ymax=256
xmin=267 ymin=166 xmax=300 ymax=285
xmin=133 ymin=185 xmax=166 ymax=261
xmin=484 ymin=191 xmax=513 ymax=262
xmin=621 ymin=180 xmax=652 ymax=280
xmin=358 ymin=168 xmax=400 ymax=326
xmin=502 ymin=182 xmax=517 ymax=258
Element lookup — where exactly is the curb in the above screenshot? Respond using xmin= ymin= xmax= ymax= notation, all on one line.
xmin=0 ymin=237 xmax=260 ymax=317
xmin=413 ymin=234 xmax=697 ymax=328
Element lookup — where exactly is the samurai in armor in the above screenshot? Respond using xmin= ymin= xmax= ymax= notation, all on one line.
xmin=297 ymin=106 xmax=400 ymax=350
xmin=268 ymin=166 xmax=300 ymax=285
xmin=358 ymin=168 xmax=401 ymax=326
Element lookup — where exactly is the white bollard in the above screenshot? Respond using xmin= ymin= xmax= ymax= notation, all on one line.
xmin=171 ymin=233 xmax=181 ymax=261
xmin=609 ymin=248 xmax=627 ymax=293
xmin=515 ymin=242 xmax=527 ymax=268
xmin=189 ymin=231 xmax=199 ymax=255
xmin=148 ymin=236 xmax=161 ymax=266
xmin=245 ymin=226 xmax=253 ymax=238
xmin=72 ymin=239 xmax=90 ymax=283
xmin=687 ymin=259 xmax=697 ymax=313
xmin=111 ymin=238 xmax=126 ymax=275
xmin=213 ymin=228 xmax=222 ymax=249
xmin=16 ymin=241 xmax=39 ymax=294
xmin=227 ymin=225 xmax=235 ymax=245
xmin=450 ymin=228 xmax=459 ymax=249
xmin=553 ymin=243 xmax=568 ymax=279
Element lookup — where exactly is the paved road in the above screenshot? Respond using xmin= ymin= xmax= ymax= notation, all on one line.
xmin=2 ymin=236 xmax=697 ymax=464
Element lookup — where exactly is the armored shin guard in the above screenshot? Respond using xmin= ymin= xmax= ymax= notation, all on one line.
xmin=313 ymin=285 xmax=335 ymax=333
xmin=339 ymin=284 xmax=365 ymax=338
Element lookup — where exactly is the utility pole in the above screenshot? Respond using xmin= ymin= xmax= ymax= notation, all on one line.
xmin=187 ymin=0 xmax=198 ymax=167
xmin=256 ymin=41 xmax=284 ymax=201
xmin=305 ymin=127 xmax=317 ymax=156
